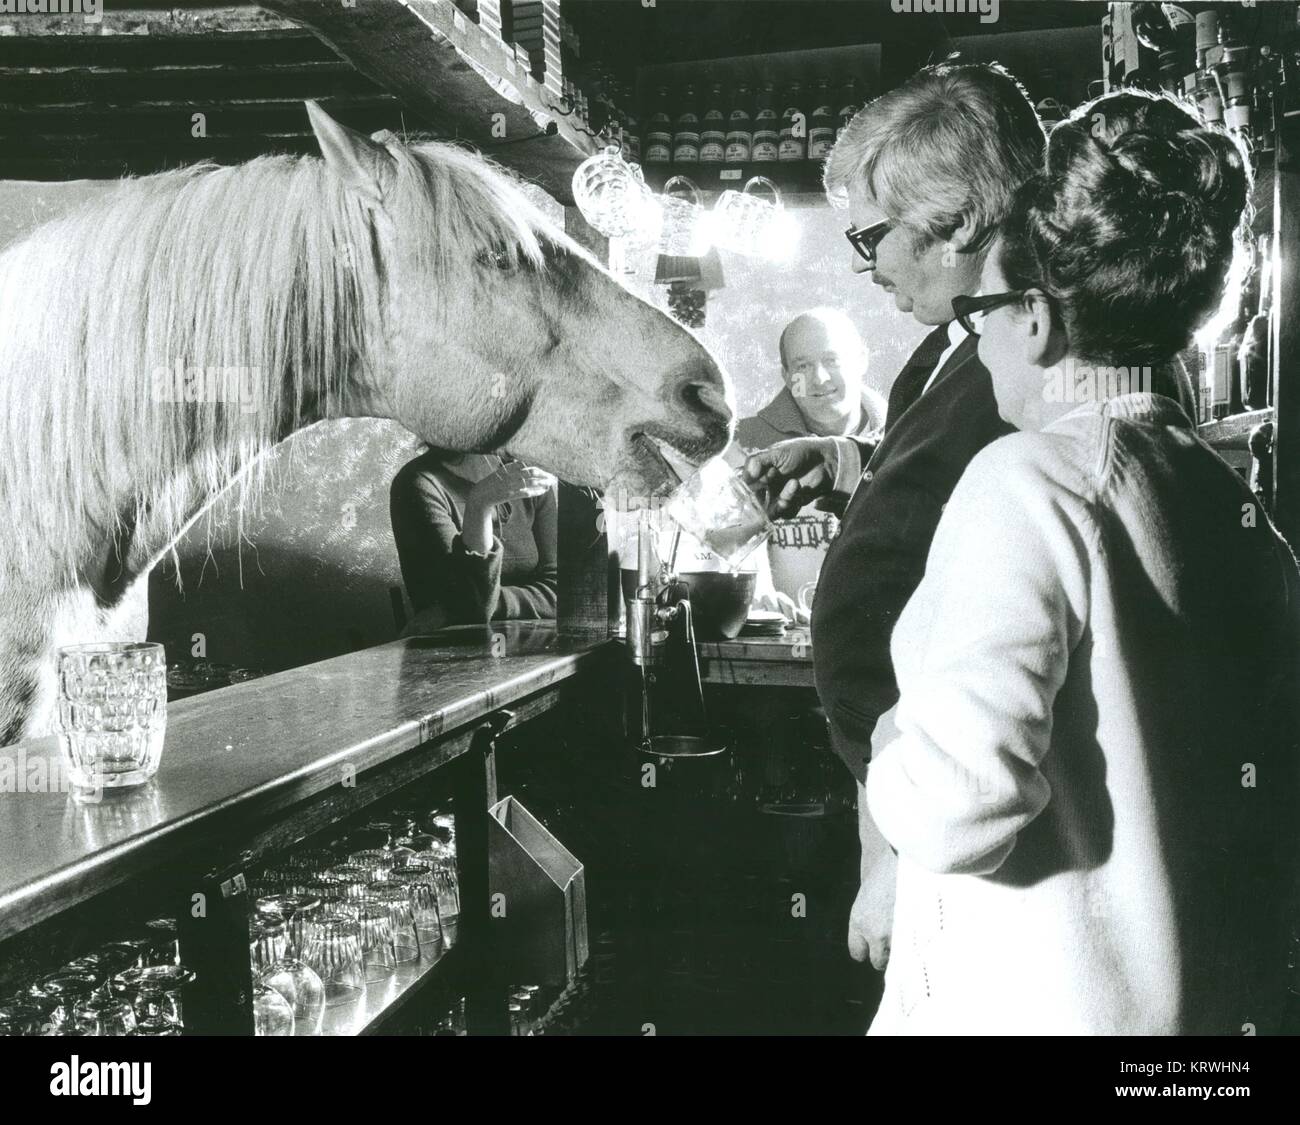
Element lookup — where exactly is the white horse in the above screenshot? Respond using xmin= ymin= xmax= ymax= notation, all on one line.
xmin=0 ymin=102 xmax=733 ymax=744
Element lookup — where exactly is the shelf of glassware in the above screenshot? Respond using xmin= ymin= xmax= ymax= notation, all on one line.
xmin=639 ymin=160 xmax=829 ymax=200
xmin=319 ymin=938 xmax=465 ymax=1037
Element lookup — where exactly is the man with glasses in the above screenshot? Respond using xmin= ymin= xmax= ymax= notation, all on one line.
xmin=742 ymin=61 xmax=1045 ymax=986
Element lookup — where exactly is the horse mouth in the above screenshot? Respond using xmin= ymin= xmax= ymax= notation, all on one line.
xmin=630 ymin=430 xmax=711 ymax=494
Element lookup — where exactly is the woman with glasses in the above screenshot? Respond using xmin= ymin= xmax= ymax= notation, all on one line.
xmin=864 ymin=90 xmax=1300 ymax=1034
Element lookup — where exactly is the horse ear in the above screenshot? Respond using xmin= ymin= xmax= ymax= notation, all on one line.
xmin=306 ymin=100 xmax=391 ymax=207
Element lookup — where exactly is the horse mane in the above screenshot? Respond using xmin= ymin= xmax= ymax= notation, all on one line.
xmin=0 ymin=138 xmax=559 ymax=586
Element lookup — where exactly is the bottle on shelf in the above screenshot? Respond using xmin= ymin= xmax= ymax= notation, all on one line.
xmin=1240 ymin=235 xmax=1272 ymax=411
xmin=751 ymin=82 xmax=780 ymax=162
xmin=623 ymin=108 xmax=642 ymax=165
xmin=645 ymin=86 xmax=673 ymax=163
xmin=808 ymin=78 xmax=836 ymax=160
xmin=725 ymin=83 xmax=753 ymax=163
xmin=699 ymin=83 xmax=727 ymax=163
xmin=672 ymin=84 xmax=701 ymax=164
xmin=779 ymin=81 xmax=807 ymax=162
xmin=836 ymin=76 xmax=862 ymax=141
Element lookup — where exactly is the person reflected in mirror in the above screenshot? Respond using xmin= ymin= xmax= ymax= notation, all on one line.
xmin=390 ymin=450 xmax=557 ymax=634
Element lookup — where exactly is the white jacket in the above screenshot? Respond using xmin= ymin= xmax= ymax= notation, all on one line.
xmin=867 ymin=394 xmax=1299 ymax=1035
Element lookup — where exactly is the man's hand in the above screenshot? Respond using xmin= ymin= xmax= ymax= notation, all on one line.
xmin=849 ymin=779 xmax=898 ymax=971
xmin=741 ymin=436 xmax=840 ymax=519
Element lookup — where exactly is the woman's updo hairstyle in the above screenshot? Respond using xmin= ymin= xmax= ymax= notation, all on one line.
xmin=998 ymin=90 xmax=1251 ymax=368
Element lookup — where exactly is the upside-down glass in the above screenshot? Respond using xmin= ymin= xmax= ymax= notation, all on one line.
xmin=255 ymin=894 xmax=323 ymax=960
xmin=253 ymin=900 xmax=326 ymax=1036
xmin=301 ymin=912 xmax=365 ymax=1008
xmin=56 ymin=642 xmax=168 ymax=791
xmin=252 ymin=981 xmax=295 ymax=1037
xmin=28 ymin=971 xmax=101 ymax=1033
xmin=0 ymin=998 xmax=49 ymax=1036
xmin=327 ymin=863 xmax=374 ymax=907
xmin=387 ymin=865 xmax=443 ymax=949
xmin=144 ymin=917 xmax=180 ymax=966
xmin=355 ymin=906 xmax=399 ymax=983
xmin=113 ymin=964 xmax=195 ymax=1036
xmin=362 ymin=885 xmax=421 ymax=964
xmin=71 ymin=995 xmax=138 ymax=1036
xmin=663 ymin=457 xmax=776 ymax=572
xmin=347 ymin=849 xmax=398 ymax=883
xmin=249 ymin=918 xmax=289 ymax=975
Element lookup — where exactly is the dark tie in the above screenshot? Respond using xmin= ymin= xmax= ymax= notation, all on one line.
xmin=885 ymin=325 xmax=952 ymax=434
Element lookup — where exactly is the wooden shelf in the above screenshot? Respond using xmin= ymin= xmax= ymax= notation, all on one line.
xmin=1199 ymin=408 xmax=1272 ymax=451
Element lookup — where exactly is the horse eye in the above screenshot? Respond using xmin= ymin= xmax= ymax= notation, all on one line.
xmin=475 ymin=247 xmax=516 ymax=271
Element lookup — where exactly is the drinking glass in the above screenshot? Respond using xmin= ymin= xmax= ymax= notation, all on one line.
xmin=71 ymin=995 xmax=137 ymax=1036
xmin=387 ymin=864 xmax=443 ymax=949
xmin=253 ymin=899 xmax=326 ymax=1036
xmin=664 ymin=457 xmax=775 ymax=571
xmin=113 ymin=964 xmax=194 ymax=1036
xmin=96 ymin=938 xmax=153 ymax=973
xmin=303 ymin=875 xmax=344 ymax=908
xmin=144 ymin=917 xmax=180 ymax=966
xmin=249 ymin=918 xmax=289 ymax=975
xmin=419 ymin=809 xmax=456 ymax=845
xmin=571 ymin=145 xmax=662 ymax=241
xmin=0 ymin=998 xmax=48 ymax=1036
xmin=255 ymin=894 xmax=323 ymax=960
xmin=362 ymin=886 xmax=421 ymax=964
xmin=253 ymin=981 xmax=295 ymax=1037
xmin=284 ymin=848 xmax=337 ymax=874
xmin=711 ymin=176 xmax=798 ymax=259
xmin=658 ymin=175 xmax=712 ymax=257
xmin=355 ymin=906 xmax=398 ymax=984
xmin=28 ymin=971 xmax=101 ymax=1032
xmin=301 ymin=912 xmax=365 ymax=1008
xmin=257 ymin=960 xmax=324 ymax=1037
xmin=56 ymin=642 xmax=167 ymax=791
xmin=393 ymin=833 xmax=437 ymax=855
xmin=327 ymin=863 xmax=375 ymax=906
xmin=348 ymin=849 xmax=398 ymax=883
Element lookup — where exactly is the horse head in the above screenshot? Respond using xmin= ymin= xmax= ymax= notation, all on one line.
xmin=306 ymin=102 xmax=734 ymax=503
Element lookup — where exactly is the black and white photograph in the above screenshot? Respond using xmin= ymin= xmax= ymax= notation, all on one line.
xmin=0 ymin=0 xmax=1296 ymax=1090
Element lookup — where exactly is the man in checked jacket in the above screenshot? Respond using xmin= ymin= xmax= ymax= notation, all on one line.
xmin=743 ymin=61 xmax=1045 ymax=977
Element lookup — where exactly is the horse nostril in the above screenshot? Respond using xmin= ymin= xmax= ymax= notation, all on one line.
xmin=679 ymin=378 xmax=732 ymax=426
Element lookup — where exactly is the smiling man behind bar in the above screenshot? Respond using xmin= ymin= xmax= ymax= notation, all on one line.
xmin=743 ymin=62 xmax=1045 ymax=982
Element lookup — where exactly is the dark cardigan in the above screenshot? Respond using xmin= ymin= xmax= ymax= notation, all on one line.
xmin=390 ymin=451 xmax=558 ymax=625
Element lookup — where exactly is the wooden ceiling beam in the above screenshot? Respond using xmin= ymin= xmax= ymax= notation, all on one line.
xmin=257 ymin=0 xmax=595 ymax=204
